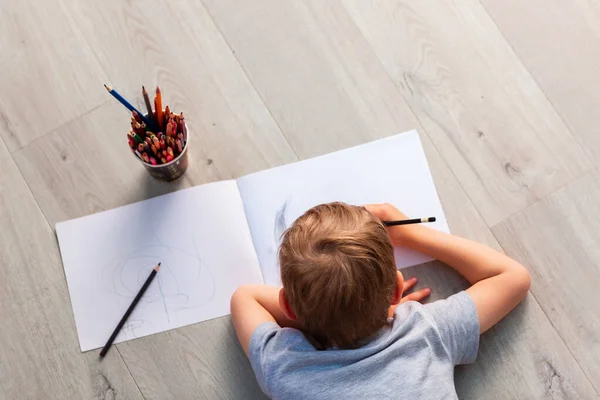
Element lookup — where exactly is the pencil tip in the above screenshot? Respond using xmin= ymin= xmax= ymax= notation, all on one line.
xmin=155 ymin=262 xmax=161 ymax=271
xmin=104 ymin=84 xmax=111 ymax=91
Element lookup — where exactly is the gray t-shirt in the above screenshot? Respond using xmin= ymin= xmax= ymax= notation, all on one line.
xmin=249 ymin=291 xmax=479 ymax=399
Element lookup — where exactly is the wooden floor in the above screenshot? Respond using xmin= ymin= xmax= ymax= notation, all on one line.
xmin=2 ymin=0 xmax=600 ymax=398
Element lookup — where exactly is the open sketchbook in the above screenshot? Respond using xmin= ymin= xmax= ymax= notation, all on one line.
xmin=56 ymin=130 xmax=449 ymax=351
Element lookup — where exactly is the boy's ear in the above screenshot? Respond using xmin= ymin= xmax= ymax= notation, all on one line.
xmin=279 ymin=288 xmax=298 ymax=321
xmin=391 ymin=271 xmax=404 ymax=306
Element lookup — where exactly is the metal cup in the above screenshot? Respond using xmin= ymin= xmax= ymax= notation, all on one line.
xmin=134 ymin=116 xmax=189 ymax=182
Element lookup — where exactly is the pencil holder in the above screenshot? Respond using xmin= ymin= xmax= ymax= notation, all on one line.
xmin=135 ymin=115 xmax=189 ymax=182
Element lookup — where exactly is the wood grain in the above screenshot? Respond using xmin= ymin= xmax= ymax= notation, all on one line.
xmin=13 ymin=101 xmax=194 ymax=226
xmin=5 ymin=0 xmax=600 ymax=398
xmin=200 ymin=0 xmax=597 ymax=396
xmin=13 ymin=1 xmax=295 ymax=397
xmin=0 ymin=135 xmax=144 ymax=399
xmin=482 ymin=0 xmax=600 ymax=162
xmin=61 ymin=0 xmax=297 ymax=182
xmin=493 ymin=170 xmax=600 ymax=393
xmin=12 ymin=101 xmax=268 ymax=399
xmin=0 ymin=1 xmax=107 ymax=151
xmin=117 ymin=317 xmax=267 ymax=400
xmin=407 ymin=135 xmax=598 ymax=399
xmin=202 ymin=0 xmax=420 ymax=157
xmin=341 ymin=0 xmax=592 ymax=226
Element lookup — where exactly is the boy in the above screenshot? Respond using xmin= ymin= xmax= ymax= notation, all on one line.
xmin=231 ymin=202 xmax=530 ymax=399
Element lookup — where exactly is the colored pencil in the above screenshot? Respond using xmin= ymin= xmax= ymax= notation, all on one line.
xmin=99 ymin=263 xmax=160 ymax=358
xmin=181 ymin=113 xmax=187 ymax=143
xmin=118 ymin=85 xmax=187 ymax=166
xmin=155 ymin=86 xmax=164 ymax=131
xmin=142 ymin=86 xmax=154 ymax=122
xmin=104 ymin=84 xmax=156 ymax=131
xmin=128 ymin=131 xmax=143 ymax=144
xmin=383 ymin=217 xmax=436 ymax=227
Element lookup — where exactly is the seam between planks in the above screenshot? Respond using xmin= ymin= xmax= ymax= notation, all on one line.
xmin=4 ymin=128 xmax=149 ymax=400
xmin=476 ymin=0 xmax=596 ymax=168
xmin=339 ymin=0 xmax=599 ymax=395
xmin=195 ymin=0 xmax=300 ymax=163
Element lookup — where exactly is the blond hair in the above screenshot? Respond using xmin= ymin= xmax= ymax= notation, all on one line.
xmin=279 ymin=202 xmax=397 ymax=349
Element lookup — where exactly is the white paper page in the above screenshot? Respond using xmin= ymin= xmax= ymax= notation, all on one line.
xmin=237 ymin=130 xmax=449 ymax=285
xmin=56 ymin=180 xmax=263 ymax=351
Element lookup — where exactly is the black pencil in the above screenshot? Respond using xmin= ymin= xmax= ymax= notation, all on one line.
xmin=99 ymin=262 xmax=160 ymax=358
xmin=383 ymin=217 xmax=436 ymax=227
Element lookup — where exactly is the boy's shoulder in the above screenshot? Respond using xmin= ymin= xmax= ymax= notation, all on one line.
xmin=249 ymin=291 xmax=479 ymax=399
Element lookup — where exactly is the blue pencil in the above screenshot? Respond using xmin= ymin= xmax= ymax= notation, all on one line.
xmin=104 ymin=84 xmax=159 ymax=132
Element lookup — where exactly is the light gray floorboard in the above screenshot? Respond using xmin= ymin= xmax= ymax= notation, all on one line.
xmin=3 ymin=0 xmax=600 ymax=398
xmin=341 ymin=0 xmax=591 ymax=226
xmin=201 ymin=0 xmax=598 ymax=397
xmin=0 ymin=1 xmax=107 ymax=151
xmin=481 ymin=0 xmax=600 ymax=163
xmin=0 ymin=136 xmax=144 ymax=400
xmin=493 ymin=170 xmax=600 ymax=394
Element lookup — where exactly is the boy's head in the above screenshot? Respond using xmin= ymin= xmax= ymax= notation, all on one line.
xmin=278 ymin=202 xmax=403 ymax=349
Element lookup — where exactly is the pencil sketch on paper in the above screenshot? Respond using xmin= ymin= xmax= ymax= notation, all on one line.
xmin=100 ymin=242 xmax=216 ymax=337
xmin=273 ymin=198 xmax=294 ymax=255
xmin=121 ymin=319 xmax=146 ymax=339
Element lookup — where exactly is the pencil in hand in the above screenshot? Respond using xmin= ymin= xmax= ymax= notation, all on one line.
xmin=383 ymin=217 xmax=436 ymax=227
xmin=99 ymin=263 xmax=160 ymax=358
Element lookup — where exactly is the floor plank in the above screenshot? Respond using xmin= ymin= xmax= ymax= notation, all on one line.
xmin=0 ymin=1 xmax=107 ymax=151
xmin=341 ymin=0 xmax=591 ymax=226
xmin=481 ymin=0 xmax=600 ymax=162
xmin=13 ymin=1 xmax=295 ymax=397
xmin=493 ymin=170 xmax=600 ymax=393
xmin=6 ymin=0 xmax=600 ymax=398
xmin=13 ymin=101 xmax=194 ymax=226
xmin=13 ymin=101 xmax=269 ymax=399
xmin=116 ymin=317 xmax=267 ymax=400
xmin=202 ymin=0 xmax=420 ymax=157
xmin=61 ymin=0 xmax=296 ymax=182
xmin=407 ymin=135 xmax=598 ymax=399
xmin=198 ymin=1 xmax=596 ymax=396
xmin=0 ymin=136 xmax=144 ymax=399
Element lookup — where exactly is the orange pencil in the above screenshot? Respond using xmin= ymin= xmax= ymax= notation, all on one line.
xmin=155 ymin=87 xmax=164 ymax=131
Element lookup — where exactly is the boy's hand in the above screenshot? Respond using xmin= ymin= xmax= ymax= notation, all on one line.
xmin=364 ymin=203 xmax=418 ymax=246
xmin=388 ymin=276 xmax=431 ymax=317
xmin=399 ymin=277 xmax=431 ymax=304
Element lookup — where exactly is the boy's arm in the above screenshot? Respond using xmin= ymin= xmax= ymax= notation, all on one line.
xmin=230 ymin=285 xmax=302 ymax=356
xmin=366 ymin=204 xmax=531 ymax=333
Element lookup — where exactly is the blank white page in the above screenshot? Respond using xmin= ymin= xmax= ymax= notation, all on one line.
xmin=56 ymin=180 xmax=263 ymax=351
xmin=237 ymin=130 xmax=449 ymax=286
